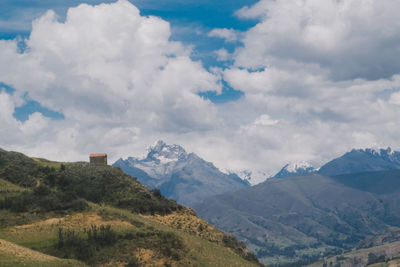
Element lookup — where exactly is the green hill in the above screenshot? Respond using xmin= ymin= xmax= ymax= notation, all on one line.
xmin=0 ymin=148 xmax=261 ymax=266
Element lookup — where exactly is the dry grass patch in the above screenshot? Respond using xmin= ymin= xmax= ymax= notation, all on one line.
xmin=146 ymin=210 xmax=225 ymax=243
xmin=0 ymin=212 xmax=134 ymax=246
xmin=135 ymin=248 xmax=167 ymax=266
xmin=0 ymin=238 xmax=86 ymax=267
xmin=13 ymin=212 xmax=132 ymax=231
xmin=0 ymin=238 xmax=59 ymax=262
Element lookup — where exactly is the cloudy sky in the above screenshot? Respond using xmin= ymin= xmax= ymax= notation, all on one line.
xmin=1 ymin=0 xmax=400 ymax=183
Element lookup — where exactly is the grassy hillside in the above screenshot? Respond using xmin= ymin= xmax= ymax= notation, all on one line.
xmin=194 ymin=172 xmax=400 ymax=266
xmin=0 ymin=148 xmax=261 ymax=266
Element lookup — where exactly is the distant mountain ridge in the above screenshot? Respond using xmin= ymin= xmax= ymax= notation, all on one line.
xmin=196 ymin=146 xmax=400 ymax=265
xmin=274 ymin=147 xmax=400 ymax=178
xmin=319 ymin=147 xmax=400 ymax=176
xmin=113 ymin=140 xmax=249 ymax=206
xmin=194 ymin=170 xmax=400 ymax=266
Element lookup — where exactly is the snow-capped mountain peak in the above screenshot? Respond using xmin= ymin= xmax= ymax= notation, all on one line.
xmin=358 ymin=147 xmax=394 ymax=157
xmin=274 ymin=161 xmax=317 ymax=178
xmin=146 ymin=140 xmax=187 ymax=163
xmin=113 ymin=140 xmax=249 ymax=205
xmin=226 ymin=169 xmax=271 ymax=185
xmin=285 ymin=161 xmax=313 ymax=172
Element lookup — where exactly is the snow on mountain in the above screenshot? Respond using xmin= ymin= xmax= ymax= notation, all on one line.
xmin=113 ymin=140 xmax=250 ymax=205
xmin=123 ymin=140 xmax=188 ymax=179
xmin=229 ymin=169 xmax=270 ymax=185
xmin=273 ymin=161 xmax=317 ymax=178
xmin=359 ymin=147 xmax=397 ymax=160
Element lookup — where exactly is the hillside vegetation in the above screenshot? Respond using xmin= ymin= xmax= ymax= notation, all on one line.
xmin=0 ymin=148 xmax=261 ymax=266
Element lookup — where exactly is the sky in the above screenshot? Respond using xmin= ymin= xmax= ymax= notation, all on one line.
xmin=1 ymin=0 xmax=400 ymax=184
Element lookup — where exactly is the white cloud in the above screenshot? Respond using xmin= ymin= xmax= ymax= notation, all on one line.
xmin=208 ymin=28 xmax=241 ymax=43
xmin=211 ymin=0 xmax=400 ymax=182
xmin=3 ymin=0 xmax=221 ymax=130
xmin=0 ymin=92 xmax=51 ymax=145
xmin=214 ymin=48 xmax=231 ymax=62
xmin=389 ymin=91 xmax=400 ymax=105
xmin=3 ymin=0 xmax=400 ymax=185
xmin=0 ymin=92 xmax=16 ymax=126
xmin=0 ymin=1 xmax=222 ymax=165
xmin=252 ymin=114 xmax=278 ymax=126
xmin=19 ymin=112 xmax=49 ymax=135
xmin=235 ymin=0 xmax=400 ymax=81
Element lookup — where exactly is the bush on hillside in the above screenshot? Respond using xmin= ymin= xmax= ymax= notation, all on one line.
xmin=55 ymin=226 xmax=186 ymax=265
xmin=0 ymin=185 xmax=88 ymax=213
xmin=56 ymin=228 xmax=94 ymax=261
xmin=0 ymin=150 xmax=183 ymax=216
xmin=51 ymin=163 xmax=182 ymax=215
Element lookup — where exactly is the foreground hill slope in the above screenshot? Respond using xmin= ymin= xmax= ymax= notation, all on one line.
xmin=0 ymin=148 xmax=260 ymax=266
xmin=194 ymin=171 xmax=400 ymax=266
xmin=113 ymin=140 xmax=249 ymax=206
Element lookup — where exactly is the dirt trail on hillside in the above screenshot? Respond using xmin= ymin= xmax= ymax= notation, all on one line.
xmin=0 ymin=238 xmax=59 ymax=262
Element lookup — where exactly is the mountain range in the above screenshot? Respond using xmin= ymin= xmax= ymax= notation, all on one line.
xmin=273 ymin=147 xmax=400 ymax=178
xmin=113 ymin=140 xmax=250 ymax=206
xmin=194 ymin=170 xmax=400 ymax=266
xmin=318 ymin=147 xmax=400 ymax=175
xmin=112 ymin=143 xmax=400 ymax=265
xmin=194 ymin=147 xmax=400 ymax=266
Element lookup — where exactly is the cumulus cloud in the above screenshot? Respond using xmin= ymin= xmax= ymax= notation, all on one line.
xmin=389 ymin=91 xmax=400 ymax=105
xmin=0 ymin=92 xmax=52 ymax=146
xmin=214 ymin=48 xmax=232 ymax=62
xmin=252 ymin=114 xmax=278 ymax=126
xmin=0 ymin=0 xmax=222 ymax=161
xmin=208 ymin=28 xmax=241 ymax=43
xmin=235 ymin=0 xmax=400 ymax=81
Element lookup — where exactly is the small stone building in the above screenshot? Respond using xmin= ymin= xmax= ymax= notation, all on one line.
xmin=89 ymin=153 xmax=107 ymax=164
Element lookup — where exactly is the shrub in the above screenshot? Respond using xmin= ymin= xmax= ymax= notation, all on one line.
xmin=86 ymin=225 xmax=117 ymax=246
xmin=56 ymin=225 xmax=118 ymax=262
xmin=126 ymin=257 xmax=140 ymax=267
xmin=3 ymin=190 xmax=88 ymax=213
xmin=56 ymin=228 xmax=94 ymax=261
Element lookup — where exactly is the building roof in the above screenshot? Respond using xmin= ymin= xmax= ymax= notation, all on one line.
xmin=90 ymin=153 xmax=107 ymax=157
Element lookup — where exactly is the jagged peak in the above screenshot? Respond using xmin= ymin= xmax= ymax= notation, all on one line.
xmin=146 ymin=140 xmax=188 ymax=162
